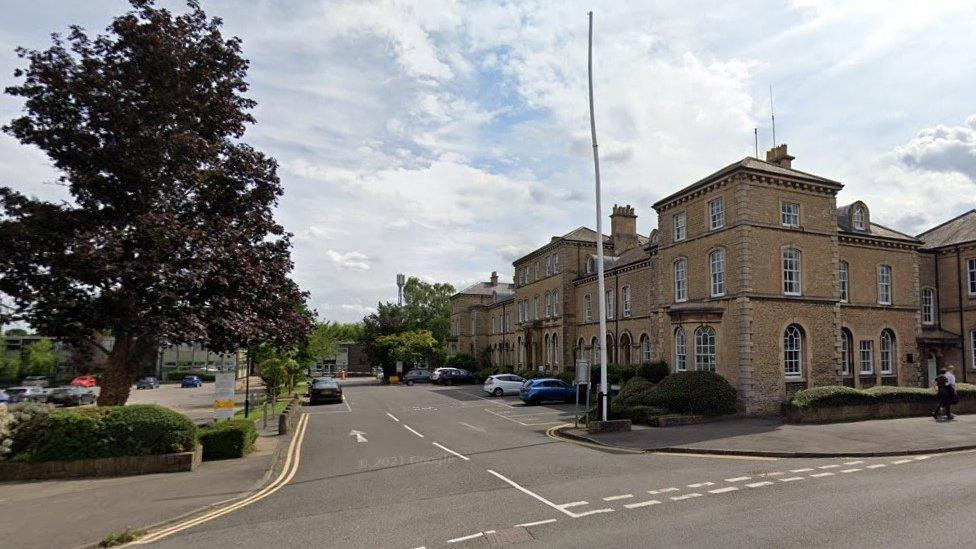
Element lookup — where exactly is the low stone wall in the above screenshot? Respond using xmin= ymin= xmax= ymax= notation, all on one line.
xmin=0 ymin=446 xmax=202 ymax=481
xmin=785 ymin=400 xmax=976 ymax=424
xmin=278 ymin=397 xmax=302 ymax=435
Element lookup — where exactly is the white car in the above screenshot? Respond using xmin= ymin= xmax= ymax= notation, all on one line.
xmin=482 ymin=374 xmax=526 ymax=397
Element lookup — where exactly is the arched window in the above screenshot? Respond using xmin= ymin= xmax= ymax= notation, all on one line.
xmin=553 ymin=292 xmax=560 ymax=316
xmin=577 ymin=338 xmax=585 ymax=361
xmin=620 ymin=333 xmax=632 ymax=365
xmin=640 ymin=334 xmax=651 ymax=362
xmin=877 ymin=265 xmax=892 ymax=305
xmin=694 ymin=326 xmax=716 ymax=372
xmin=674 ymin=259 xmax=688 ymax=302
xmin=709 ymin=249 xmax=726 ymax=297
xmin=784 ymin=324 xmax=803 ymax=377
xmin=543 ymin=334 xmax=550 ymax=366
xmin=880 ymin=329 xmax=895 ymax=374
xmin=606 ymin=334 xmax=615 ymax=364
xmin=853 ymin=206 xmax=865 ymax=230
xmin=782 ymin=248 xmax=802 ymax=295
xmin=584 ymin=294 xmax=592 ymax=322
xmin=674 ymin=328 xmax=687 ymax=372
xmin=841 ymin=328 xmax=853 ymax=375
xmin=518 ymin=337 xmax=524 ymax=366
xmin=921 ymin=288 xmax=936 ymax=325
xmin=590 ymin=337 xmax=599 ymax=366
xmin=838 ymin=261 xmax=849 ymax=302
xmin=586 ymin=256 xmax=595 ymax=274
xmin=552 ymin=334 xmax=559 ymax=366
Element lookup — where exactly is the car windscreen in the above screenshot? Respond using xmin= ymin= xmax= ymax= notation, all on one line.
xmin=312 ymin=381 xmax=336 ymax=388
xmin=8 ymin=388 xmax=28 ymax=394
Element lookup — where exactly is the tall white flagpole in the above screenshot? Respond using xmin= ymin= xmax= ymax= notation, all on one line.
xmin=587 ymin=11 xmax=609 ymax=421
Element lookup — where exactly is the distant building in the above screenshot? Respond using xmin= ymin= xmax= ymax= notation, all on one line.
xmin=336 ymin=341 xmax=370 ymax=374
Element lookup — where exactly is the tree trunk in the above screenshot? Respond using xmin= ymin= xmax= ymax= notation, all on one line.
xmin=97 ymin=335 xmax=156 ymax=406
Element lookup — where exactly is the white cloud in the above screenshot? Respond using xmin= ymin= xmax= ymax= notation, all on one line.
xmin=895 ymin=115 xmax=976 ymax=180
xmin=325 ymin=250 xmax=372 ymax=271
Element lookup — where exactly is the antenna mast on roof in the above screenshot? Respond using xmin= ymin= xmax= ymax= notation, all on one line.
xmin=769 ymin=84 xmax=776 ymax=147
xmin=754 ymin=128 xmax=758 ymax=157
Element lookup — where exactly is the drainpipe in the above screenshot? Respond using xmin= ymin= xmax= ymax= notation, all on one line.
xmin=957 ymin=247 xmax=968 ymax=384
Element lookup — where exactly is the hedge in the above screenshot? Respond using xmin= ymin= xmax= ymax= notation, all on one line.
xmin=788 ymin=384 xmax=976 ymax=410
xmin=165 ymin=370 xmax=216 ymax=382
xmin=636 ymin=361 xmax=669 ymax=384
xmin=611 ymin=377 xmax=656 ymax=410
xmin=199 ymin=419 xmax=258 ymax=461
xmin=652 ymin=371 xmax=738 ymax=416
xmin=7 ymin=405 xmax=197 ymax=463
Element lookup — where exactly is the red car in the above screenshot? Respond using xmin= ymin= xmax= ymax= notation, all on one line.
xmin=70 ymin=375 xmax=97 ymax=388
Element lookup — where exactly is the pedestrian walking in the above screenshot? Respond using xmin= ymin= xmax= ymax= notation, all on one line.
xmin=933 ymin=367 xmax=959 ymax=421
xmin=946 ymin=364 xmax=957 ymax=387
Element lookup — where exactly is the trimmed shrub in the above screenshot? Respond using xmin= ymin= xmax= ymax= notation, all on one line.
xmin=862 ymin=385 xmax=934 ymax=404
xmin=516 ymin=369 xmax=547 ymax=380
xmin=636 ymin=361 xmax=669 ymax=384
xmin=555 ymin=371 xmax=576 ymax=385
xmin=652 ymin=371 xmax=738 ymax=416
xmin=101 ymin=405 xmax=198 ymax=457
xmin=11 ymin=407 xmax=109 ymax=462
xmin=617 ymin=405 xmax=670 ymax=424
xmin=444 ymin=353 xmax=478 ymax=371
xmin=199 ymin=419 xmax=258 ymax=460
xmin=609 ymin=364 xmax=637 ymax=385
xmin=611 ymin=377 xmax=656 ymax=410
xmin=789 ymin=386 xmax=879 ymax=409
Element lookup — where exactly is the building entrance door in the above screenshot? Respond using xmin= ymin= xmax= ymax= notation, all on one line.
xmin=927 ymin=353 xmax=938 ymax=388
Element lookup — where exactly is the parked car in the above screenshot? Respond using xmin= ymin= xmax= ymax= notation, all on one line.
xmin=6 ymin=386 xmax=47 ymax=403
xmin=47 ymin=386 xmax=96 ymax=407
xmin=483 ymin=374 xmax=526 ymax=397
xmin=70 ymin=375 xmax=97 ymax=388
xmin=180 ymin=375 xmax=204 ymax=388
xmin=429 ymin=367 xmax=450 ymax=383
xmin=437 ymin=368 xmax=479 ymax=386
xmin=0 ymin=389 xmax=9 ymax=404
xmin=21 ymin=376 xmax=50 ymax=388
xmin=402 ymin=369 xmax=431 ymax=386
xmin=520 ymin=378 xmax=576 ymax=405
xmin=308 ymin=377 xmax=343 ymax=404
xmin=136 ymin=376 xmax=159 ymax=390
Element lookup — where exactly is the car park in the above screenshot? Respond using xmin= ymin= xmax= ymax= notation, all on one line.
xmin=308 ymin=377 xmax=343 ymax=404
xmin=436 ymin=368 xmax=479 ymax=386
xmin=429 ymin=367 xmax=450 ymax=384
xmin=180 ymin=375 xmax=203 ymax=388
xmin=21 ymin=376 xmax=50 ymax=388
xmin=136 ymin=376 xmax=159 ymax=389
xmin=482 ymin=374 xmax=526 ymax=396
xmin=519 ymin=378 xmax=576 ymax=405
xmin=6 ymin=386 xmax=47 ymax=403
xmin=402 ymin=369 xmax=432 ymax=385
xmin=46 ymin=386 xmax=96 ymax=407
xmin=70 ymin=375 xmax=97 ymax=388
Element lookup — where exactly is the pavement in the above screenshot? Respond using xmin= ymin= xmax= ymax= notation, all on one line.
xmin=109 ymin=381 xmax=976 ymax=549
xmin=127 ymin=379 xmax=257 ymax=422
xmin=560 ymin=414 xmax=976 ymax=457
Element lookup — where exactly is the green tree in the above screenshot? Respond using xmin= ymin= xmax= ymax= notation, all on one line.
xmin=0 ymin=1 xmax=311 ymax=405
xmin=23 ymin=339 xmax=57 ymax=377
xmin=375 ymin=330 xmax=438 ymax=370
xmin=258 ymin=356 xmax=287 ymax=397
xmin=402 ymin=278 xmax=454 ymax=345
xmin=4 ymin=329 xmax=28 ymax=336
xmin=305 ymin=321 xmax=364 ymax=363
xmin=362 ymin=302 xmax=409 ymax=378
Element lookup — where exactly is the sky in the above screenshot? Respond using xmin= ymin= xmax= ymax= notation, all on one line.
xmin=2 ymin=0 xmax=975 ymax=323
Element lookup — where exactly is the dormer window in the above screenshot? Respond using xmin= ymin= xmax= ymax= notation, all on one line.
xmin=853 ymin=206 xmax=865 ymax=230
xmin=586 ymin=256 xmax=595 ymax=274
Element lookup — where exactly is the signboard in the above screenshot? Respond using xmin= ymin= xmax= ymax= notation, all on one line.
xmin=213 ymin=372 xmax=236 ymax=420
xmin=575 ymin=358 xmax=590 ymax=385
xmin=396 ymin=361 xmax=403 ymax=374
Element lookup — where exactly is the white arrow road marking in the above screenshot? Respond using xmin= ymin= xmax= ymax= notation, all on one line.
xmin=349 ymin=430 xmax=368 ymax=443
xmin=458 ymin=422 xmax=486 ymax=433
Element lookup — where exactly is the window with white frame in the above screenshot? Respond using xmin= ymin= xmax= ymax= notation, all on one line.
xmin=492 ymin=316 xmax=497 ymax=334
xmin=552 ymin=334 xmax=559 ymax=366
xmin=839 ymin=261 xmax=849 ymax=302
xmin=606 ymin=289 xmax=615 ymax=319
xmin=852 ymin=206 xmax=865 ymax=230
xmin=784 ymin=324 xmax=803 ymax=377
xmin=673 ymin=212 xmax=686 ymax=241
xmin=553 ymin=292 xmax=560 ymax=316
xmin=709 ymin=248 xmax=726 ymax=297
xmin=545 ymin=293 xmax=552 ymax=317
xmin=622 ymin=285 xmax=632 ymax=317
xmin=922 ymin=288 xmax=936 ymax=325
xmin=781 ymin=202 xmax=800 ymax=227
xmin=591 ymin=337 xmax=599 ymax=366
xmin=545 ymin=256 xmax=552 ymax=276
xmin=971 ymin=330 xmax=976 ymax=371
xmin=586 ymin=256 xmax=595 ymax=275
xmin=641 ymin=335 xmax=651 ymax=362
xmin=708 ymin=197 xmax=725 ymax=230
xmin=841 ymin=329 xmax=853 ymax=375
xmin=694 ymin=326 xmax=716 ymax=372
xmin=470 ymin=314 xmax=476 ymax=336
xmin=880 ymin=329 xmax=895 ymax=374
xmin=859 ymin=340 xmax=874 ymax=374
xmin=877 ymin=265 xmax=892 ymax=305
xmin=674 ymin=259 xmax=688 ymax=302
xmin=969 ymin=259 xmax=976 ymax=295
xmin=782 ymin=248 xmax=802 ymax=295
xmin=553 ymin=254 xmax=560 ymax=273
xmin=533 ymin=296 xmax=539 ymax=319
xmin=675 ymin=328 xmax=687 ymax=371
xmin=584 ymin=294 xmax=592 ymax=322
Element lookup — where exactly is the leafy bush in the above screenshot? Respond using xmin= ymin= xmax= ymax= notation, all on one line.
xmin=0 ymin=402 xmax=54 ymax=460
xmin=637 ymin=361 xmax=669 ymax=384
xmin=611 ymin=377 xmax=656 ymax=410
xmin=199 ymin=419 xmax=257 ymax=460
xmin=609 ymin=364 xmax=636 ymax=385
xmin=516 ymin=369 xmax=547 ymax=380
xmin=863 ymin=385 xmax=934 ymax=404
xmin=652 ymin=371 xmax=738 ymax=416
xmin=444 ymin=353 xmax=478 ymax=370
xmin=6 ymin=405 xmax=196 ymax=463
xmin=788 ymin=386 xmax=872 ymax=409
xmin=617 ymin=405 xmax=670 ymax=424
xmin=165 ymin=370 xmax=216 ymax=382
xmin=555 ymin=371 xmax=576 ymax=385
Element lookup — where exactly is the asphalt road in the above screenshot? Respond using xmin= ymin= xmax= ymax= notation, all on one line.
xmin=147 ymin=381 xmax=976 ymax=548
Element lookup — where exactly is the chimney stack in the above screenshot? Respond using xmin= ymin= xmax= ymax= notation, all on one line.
xmin=490 ymin=271 xmax=498 ymax=285
xmin=610 ymin=204 xmax=638 ymax=253
xmin=765 ymin=144 xmax=795 ymax=169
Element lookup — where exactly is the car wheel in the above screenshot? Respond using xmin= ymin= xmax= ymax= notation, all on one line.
xmin=447 ymin=379 xmax=454 ymax=386
xmin=493 ymin=388 xmax=503 ymax=397
xmin=529 ymin=395 xmax=541 ymax=406
xmin=406 ymin=380 xmax=414 ymax=386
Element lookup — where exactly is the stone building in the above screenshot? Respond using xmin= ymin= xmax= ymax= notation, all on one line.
xmin=448 ymin=272 xmax=514 ymax=357
xmin=449 ymin=145 xmax=976 ymax=412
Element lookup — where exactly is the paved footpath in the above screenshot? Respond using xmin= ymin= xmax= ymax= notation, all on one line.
xmin=125 ymin=382 xmax=976 ymax=549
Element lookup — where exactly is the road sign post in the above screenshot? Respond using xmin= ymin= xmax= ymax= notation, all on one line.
xmin=213 ymin=371 xmax=235 ymax=421
xmin=575 ymin=358 xmax=589 ymax=428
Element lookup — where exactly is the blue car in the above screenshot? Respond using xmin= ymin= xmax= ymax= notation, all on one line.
xmin=520 ymin=378 xmax=576 ymax=405
xmin=180 ymin=375 xmax=203 ymax=388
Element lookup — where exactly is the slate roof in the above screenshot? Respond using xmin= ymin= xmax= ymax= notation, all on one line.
xmin=560 ymin=226 xmax=611 ymax=243
xmin=836 ymin=203 xmax=920 ymax=243
xmin=916 ymin=210 xmax=976 ymax=250
xmin=456 ymin=280 xmax=515 ymax=297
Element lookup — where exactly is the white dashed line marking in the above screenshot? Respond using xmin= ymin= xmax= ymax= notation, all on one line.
xmin=893 ymin=459 xmax=912 ymax=464
xmin=725 ymin=476 xmax=751 ymax=482
xmin=602 ymin=494 xmax=634 ymax=501
xmin=913 ymin=455 xmax=931 ymax=460
xmin=648 ymin=487 xmax=679 ymax=494
xmin=746 ymin=481 xmax=773 ymax=488
xmin=790 ymin=468 xmax=814 ymax=473
xmin=624 ymin=499 xmax=662 ymax=509
xmin=432 ymin=442 xmax=470 ymax=461
xmin=386 ymin=412 xmax=399 ymax=422
xmin=688 ymin=482 xmax=715 ymax=488
xmin=670 ymin=493 xmax=703 ymax=501
xmin=810 ymin=472 xmax=835 ymax=478
xmin=818 ymin=464 xmax=840 ymax=469
xmin=709 ymin=487 xmax=739 ymax=494
xmin=840 ymin=468 xmax=861 ymax=474
xmin=514 ymin=519 xmax=557 ymax=528
xmin=844 ymin=460 xmax=865 ymax=465
xmin=765 ymin=472 xmax=784 ymax=476
xmin=447 ymin=531 xmax=494 ymax=544
xmin=866 ymin=464 xmax=887 ymax=469
xmin=779 ymin=477 xmax=804 ymax=482
xmin=403 ymin=425 xmax=425 ymax=438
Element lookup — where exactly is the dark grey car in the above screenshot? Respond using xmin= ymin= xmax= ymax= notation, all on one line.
xmin=47 ymin=386 xmax=96 ymax=407
xmin=308 ymin=378 xmax=343 ymax=405
xmin=402 ymin=369 xmax=431 ymax=386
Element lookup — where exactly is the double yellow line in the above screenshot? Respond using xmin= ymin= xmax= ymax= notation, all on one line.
xmin=133 ymin=413 xmax=310 ymax=545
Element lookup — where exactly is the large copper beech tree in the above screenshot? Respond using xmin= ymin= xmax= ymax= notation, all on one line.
xmin=0 ymin=0 xmax=312 ymax=405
